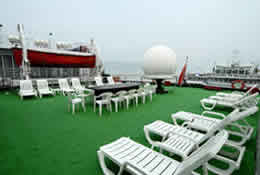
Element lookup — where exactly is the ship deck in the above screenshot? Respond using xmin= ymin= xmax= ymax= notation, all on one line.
xmin=0 ymin=87 xmax=258 ymax=175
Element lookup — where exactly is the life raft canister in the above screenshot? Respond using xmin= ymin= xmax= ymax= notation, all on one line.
xmin=231 ymin=80 xmax=245 ymax=90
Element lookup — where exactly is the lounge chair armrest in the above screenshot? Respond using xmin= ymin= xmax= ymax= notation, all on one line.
xmin=201 ymin=111 xmax=226 ymax=119
xmin=200 ymin=99 xmax=216 ymax=110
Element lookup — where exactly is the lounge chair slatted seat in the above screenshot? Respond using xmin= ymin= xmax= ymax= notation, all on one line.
xmin=98 ymin=130 xmax=228 ymax=175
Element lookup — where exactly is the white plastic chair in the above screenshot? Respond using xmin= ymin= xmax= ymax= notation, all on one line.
xmin=200 ymin=92 xmax=259 ymax=110
xmin=58 ymin=79 xmax=74 ymax=96
xmin=36 ymin=80 xmax=54 ymax=98
xmin=124 ymin=89 xmax=138 ymax=109
xmin=97 ymin=131 xmax=228 ymax=175
xmin=94 ymin=92 xmax=113 ymax=116
xmin=134 ymin=88 xmax=146 ymax=105
xmin=71 ymin=78 xmax=94 ymax=96
xmin=67 ymin=92 xmax=86 ymax=115
xmin=111 ymin=90 xmax=127 ymax=112
xmin=19 ymin=80 xmax=37 ymax=100
xmin=94 ymin=76 xmax=104 ymax=86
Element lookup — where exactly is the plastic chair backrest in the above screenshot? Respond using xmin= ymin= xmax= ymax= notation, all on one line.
xmin=37 ymin=80 xmax=49 ymax=90
xmin=175 ymin=131 xmax=228 ymax=175
xmin=95 ymin=77 xmax=104 ymax=86
xmin=71 ymin=78 xmax=81 ymax=89
xmin=107 ymin=76 xmax=115 ymax=85
xmin=99 ymin=92 xmax=113 ymax=100
xmin=59 ymin=79 xmax=70 ymax=89
xmin=20 ymin=80 xmax=33 ymax=91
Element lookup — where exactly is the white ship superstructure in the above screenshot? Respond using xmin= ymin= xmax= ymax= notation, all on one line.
xmin=187 ymin=61 xmax=260 ymax=91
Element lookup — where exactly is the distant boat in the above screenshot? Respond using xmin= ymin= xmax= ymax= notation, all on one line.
xmin=187 ymin=61 xmax=260 ymax=92
xmin=12 ymin=47 xmax=96 ymax=68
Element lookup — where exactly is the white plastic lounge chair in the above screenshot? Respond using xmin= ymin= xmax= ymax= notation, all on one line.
xmin=67 ymin=92 xmax=86 ymax=114
xmin=94 ymin=76 xmax=104 ymax=86
xmin=36 ymin=80 xmax=54 ymax=98
xmin=97 ymin=131 xmax=228 ymax=175
xmin=111 ymin=90 xmax=127 ymax=112
xmin=209 ymin=85 xmax=258 ymax=102
xmin=216 ymin=84 xmax=257 ymax=99
xmin=200 ymin=92 xmax=259 ymax=110
xmin=19 ymin=80 xmax=37 ymax=100
xmin=124 ymin=89 xmax=138 ymax=109
xmin=58 ymin=79 xmax=74 ymax=96
xmin=171 ymin=106 xmax=258 ymax=146
xmin=94 ymin=92 xmax=113 ymax=116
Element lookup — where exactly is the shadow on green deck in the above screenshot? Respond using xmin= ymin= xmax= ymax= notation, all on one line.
xmin=0 ymin=87 xmax=258 ymax=175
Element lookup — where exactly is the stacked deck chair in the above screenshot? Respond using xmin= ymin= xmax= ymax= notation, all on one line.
xmin=36 ymin=80 xmax=55 ymax=98
xmin=200 ymin=91 xmax=259 ymax=110
xmin=144 ymin=107 xmax=258 ymax=175
xmin=98 ymin=130 xmax=228 ymax=175
xmin=58 ymin=79 xmax=74 ymax=96
xmin=216 ymin=84 xmax=257 ymax=99
xmin=19 ymin=80 xmax=37 ymax=100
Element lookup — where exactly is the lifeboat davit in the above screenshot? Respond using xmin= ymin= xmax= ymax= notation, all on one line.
xmin=12 ymin=47 xmax=96 ymax=68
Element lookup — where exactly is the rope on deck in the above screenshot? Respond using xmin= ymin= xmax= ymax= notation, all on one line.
xmin=256 ymin=115 xmax=260 ymax=175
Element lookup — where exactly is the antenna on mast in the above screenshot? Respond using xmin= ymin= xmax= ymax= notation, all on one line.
xmin=17 ymin=24 xmax=30 ymax=80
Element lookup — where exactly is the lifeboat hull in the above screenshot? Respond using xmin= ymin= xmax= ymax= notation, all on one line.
xmin=12 ymin=48 xmax=96 ymax=68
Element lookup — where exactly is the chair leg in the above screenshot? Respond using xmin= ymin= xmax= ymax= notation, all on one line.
xmin=110 ymin=103 xmax=112 ymax=112
xmin=136 ymin=97 xmax=138 ymax=106
xmin=99 ymin=104 xmax=102 ymax=116
xmin=115 ymin=102 xmax=118 ymax=112
xmin=82 ymin=102 xmax=86 ymax=112
xmin=68 ymin=104 xmax=70 ymax=112
xmin=72 ymin=104 xmax=75 ymax=114
xmin=126 ymin=99 xmax=129 ymax=110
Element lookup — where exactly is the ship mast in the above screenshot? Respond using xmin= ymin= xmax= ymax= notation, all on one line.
xmin=17 ymin=24 xmax=30 ymax=80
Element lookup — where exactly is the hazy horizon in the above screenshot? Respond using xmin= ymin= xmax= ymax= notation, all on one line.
xmin=1 ymin=0 xmax=260 ymax=73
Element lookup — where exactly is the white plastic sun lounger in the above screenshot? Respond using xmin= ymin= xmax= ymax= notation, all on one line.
xmin=36 ymin=80 xmax=54 ymax=98
xmin=200 ymin=92 xmax=259 ymax=110
xmin=171 ymin=106 xmax=259 ymax=146
xmin=216 ymin=84 xmax=257 ymax=99
xmin=98 ymin=131 xmax=228 ymax=175
xmin=144 ymin=108 xmax=251 ymax=175
xmin=19 ymin=80 xmax=37 ymax=100
xmin=58 ymin=79 xmax=74 ymax=96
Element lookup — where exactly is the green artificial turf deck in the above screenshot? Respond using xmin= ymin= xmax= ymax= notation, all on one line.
xmin=0 ymin=87 xmax=258 ymax=175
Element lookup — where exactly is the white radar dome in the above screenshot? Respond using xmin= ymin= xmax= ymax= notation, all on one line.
xmin=143 ymin=45 xmax=177 ymax=79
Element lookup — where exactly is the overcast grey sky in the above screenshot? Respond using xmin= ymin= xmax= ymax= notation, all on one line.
xmin=1 ymin=0 xmax=260 ymax=72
